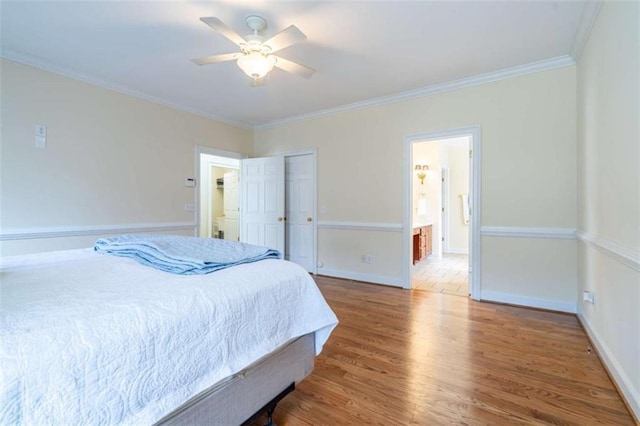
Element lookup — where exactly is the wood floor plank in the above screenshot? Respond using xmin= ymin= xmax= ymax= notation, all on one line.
xmin=257 ymin=277 xmax=635 ymax=425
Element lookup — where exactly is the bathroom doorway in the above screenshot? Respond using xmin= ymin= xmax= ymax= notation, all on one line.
xmin=412 ymin=137 xmax=470 ymax=296
xmin=403 ymin=126 xmax=481 ymax=299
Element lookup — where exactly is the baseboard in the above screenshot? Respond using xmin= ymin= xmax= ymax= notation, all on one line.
xmin=481 ymin=290 xmax=576 ymax=313
xmin=577 ymin=313 xmax=640 ymax=422
xmin=318 ymin=268 xmax=403 ymax=288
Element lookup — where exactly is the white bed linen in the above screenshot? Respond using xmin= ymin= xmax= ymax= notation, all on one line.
xmin=0 ymin=249 xmax=338 ymax=425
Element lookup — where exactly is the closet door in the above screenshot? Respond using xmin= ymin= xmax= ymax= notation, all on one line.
xmin=285 ymin=154 xmax=315 ymax=272
xmin=239 ymin=156 xmax=285 ymax=253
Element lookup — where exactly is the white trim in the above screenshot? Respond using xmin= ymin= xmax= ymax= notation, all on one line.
xmin=404 ymin=126 xmax=481 ymax=298
xmin=576 ymin=230 xmax=640 ymax=271
xmin=570 ymin=1 xmax=603 ymax=61
xmin=4 ymin=49 xmax=576 ymax=131
xmin=195 ymin=146 xmax=243 ymax=239
xmin=481 ymin=290 xmax=577 ymax=314
xmin=195 ymin=146 xmax=244 ymax=161
xmin=446 ymin=248 xmax=469 ymax=255
xmin=256 ymin=56 xmax=574 ymax=130
xmin=481 ymin=226 xmax=577 ymax=239
xmin=318 ymin=269 xmax=403 ymax=288
xmin=441 ymin=167 xmax=450 ymax=255
xmin=0 ymin=222 xmax=196 ymax=241
xmin=317 ymin=221 xmax=403 ymax=232
xmin=1 ymin=51 xmax=252 ymax=130
xmin=578 ymin=313 xmax=640 ymax=420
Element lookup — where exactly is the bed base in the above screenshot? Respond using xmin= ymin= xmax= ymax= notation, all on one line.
xmin=155 ymin=333 xmax=315 ymax=425
xmin=241 ymin=382 xmax=295 ymax=426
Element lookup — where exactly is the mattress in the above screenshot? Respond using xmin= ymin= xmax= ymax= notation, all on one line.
xmin=0 ymin=248 xmax=338 ymax=425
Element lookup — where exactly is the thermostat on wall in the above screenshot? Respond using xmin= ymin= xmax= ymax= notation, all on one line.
xmin=184 ymin=178 xmax=196 ymax=187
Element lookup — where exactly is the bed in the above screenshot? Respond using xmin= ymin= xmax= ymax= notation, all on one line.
xmin=0 ymin=239 xmax=338 ymax=425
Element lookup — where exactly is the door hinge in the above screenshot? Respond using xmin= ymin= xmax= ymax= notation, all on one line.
xmin=442 ymin=237 xmax=445 ymax=242
xmin=442 ymin=207 xmax=444 ymax=212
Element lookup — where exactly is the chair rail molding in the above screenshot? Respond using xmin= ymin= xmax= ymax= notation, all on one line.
xmin=576 ymin=230 xmax=640 ymax=272
xmin=316 ymin=221 xmax=403 ymax=232
xmin=0 ymin=222 xmax=197 ymax=241
xmin=481 ymin=226 xmax=577 ymax=239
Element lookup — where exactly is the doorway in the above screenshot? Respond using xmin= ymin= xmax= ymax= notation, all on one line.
xmin=403 ymin=127 xmax=481 ymax=300
xmin=198 ymin=151 xmax=240 ymax=241
xmin=195 ymin=147 xmax=317 ymax=273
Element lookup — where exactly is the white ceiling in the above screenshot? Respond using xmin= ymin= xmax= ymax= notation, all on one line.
xmin=1 ymin=1 xmax=591 ymax=128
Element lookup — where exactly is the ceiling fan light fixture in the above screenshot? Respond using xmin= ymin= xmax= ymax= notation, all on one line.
xmin=237 ymin=52 xmax=276 ymax=79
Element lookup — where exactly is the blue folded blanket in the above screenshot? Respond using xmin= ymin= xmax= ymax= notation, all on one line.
xmin=94 ymin=234 xmax=282 ymax=275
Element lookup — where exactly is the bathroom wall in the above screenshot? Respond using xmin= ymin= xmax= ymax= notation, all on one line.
xmin=447 ymin=143 xmax=470 ymax=253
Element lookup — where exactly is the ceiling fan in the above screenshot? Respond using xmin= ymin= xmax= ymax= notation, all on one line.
xmin=192 ymin=15 xmax=315 ymax=86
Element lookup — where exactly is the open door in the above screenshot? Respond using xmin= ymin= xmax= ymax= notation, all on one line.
xmin=240 ymin=156 xmax=285 ymax=253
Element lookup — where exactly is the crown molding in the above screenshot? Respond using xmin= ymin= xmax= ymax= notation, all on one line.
xmin=570 ymin=0 xmax=603 ymax=61
xmin=3 ymin=49 xmax=576 ymax=132
xmin=255 ymin=55 xmax=575 ymax=130
xmin=0 ymin=50 xmax=253 ymax=130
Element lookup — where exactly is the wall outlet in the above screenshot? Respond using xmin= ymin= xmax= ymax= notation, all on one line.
xmin=361 ymin=254 xmax=373 ymax=264
xmin=35 ymin=124 xmax=47 ymax=149
xmin=582 ymin=291 xmax=595 ymax=304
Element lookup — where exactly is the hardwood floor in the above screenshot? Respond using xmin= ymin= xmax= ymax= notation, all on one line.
xmin=264 ymin=276 xmax=634 ymax=425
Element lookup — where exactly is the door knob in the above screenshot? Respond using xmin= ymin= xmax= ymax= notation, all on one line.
xmin=277 ymin=217 xmax=283 ymax=222
xmin=307 ymin=217 xmax=313 ymax=222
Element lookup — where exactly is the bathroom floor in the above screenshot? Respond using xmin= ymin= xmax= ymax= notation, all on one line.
xmin=412 ymin=253 xmax=469 ymax=297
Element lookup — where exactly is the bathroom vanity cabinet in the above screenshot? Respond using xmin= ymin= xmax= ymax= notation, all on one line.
xmin=412 ymin=225 xmax=432 ymax=264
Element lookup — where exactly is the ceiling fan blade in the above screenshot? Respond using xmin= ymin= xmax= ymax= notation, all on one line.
xmin=262 ymin=25 xmax=306 ymax=53
xmin=200 ymin=17 xmax=247 ymax=46
xmin=192 ymin=52 xmax=241 ymax=66
xmin=273 ymin=56 xmax=315 ymax=79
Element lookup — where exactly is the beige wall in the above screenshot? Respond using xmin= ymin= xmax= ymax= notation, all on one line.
xmin=576 ymin=1 xmax=640 ymax=418
xmin=255 ymin=66 xmax=577 ymax=308
xmin=447 ymin=144 xmax=469 ymax=253
xmin=0 ymin=59 xmax=252 ymax=255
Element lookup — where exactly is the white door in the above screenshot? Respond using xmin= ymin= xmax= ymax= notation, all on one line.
xmin=223 ymin=171 xmax=239 ymax=241
xmin=240 ymin=156 xmax=285 ymax=253
xmin=285 ymin=155 xmax=315 ymax=272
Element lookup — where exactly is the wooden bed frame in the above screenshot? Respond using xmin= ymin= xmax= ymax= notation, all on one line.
xmin=155 ymin=333 xmax=315 ymax=425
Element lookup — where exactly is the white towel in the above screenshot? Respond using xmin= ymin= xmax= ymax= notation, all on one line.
xmin=461 ymin=194 xmax=470 ymax=224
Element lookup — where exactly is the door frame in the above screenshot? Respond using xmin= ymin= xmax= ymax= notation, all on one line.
xmin=441 ymin=167 xmax=450 ymax=255
xmin=402 ymin=126 xmax=481 ymax=300
xmin=195 ymin=146 xmax=243 ymax=238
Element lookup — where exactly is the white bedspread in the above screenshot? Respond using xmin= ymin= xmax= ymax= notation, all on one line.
xmin=0 ymin=249 xmax=338 ymax=425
